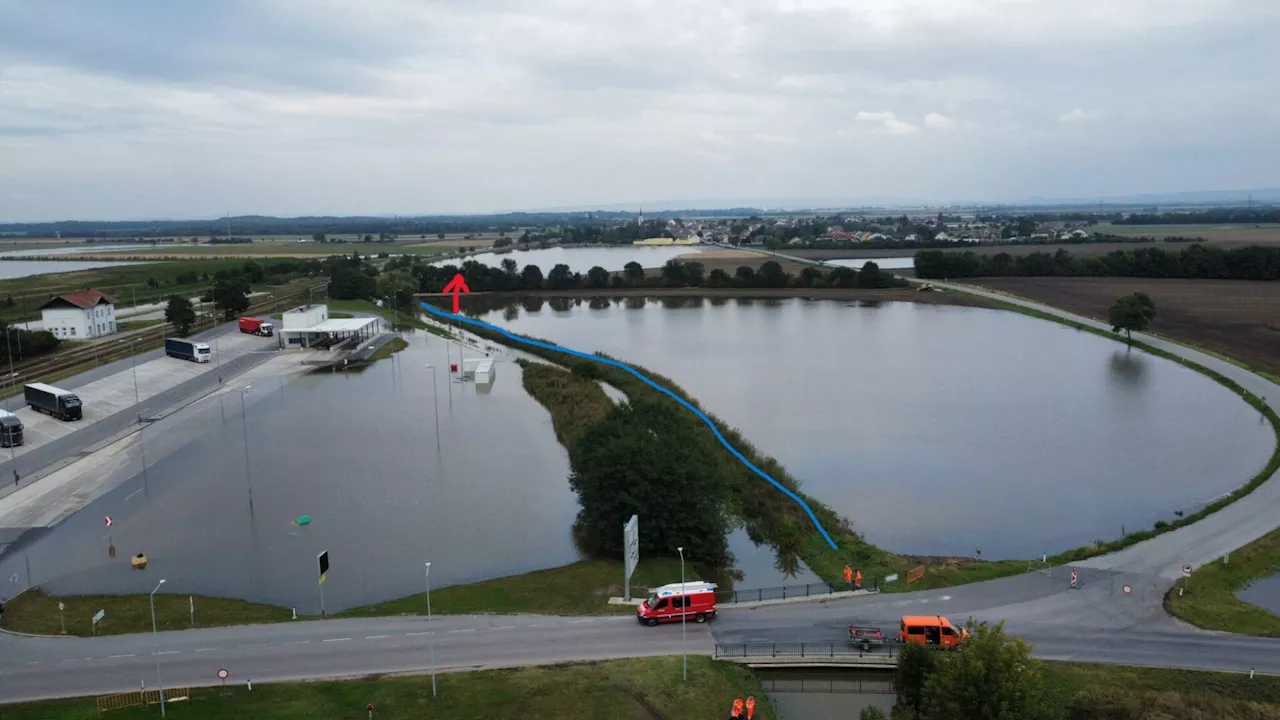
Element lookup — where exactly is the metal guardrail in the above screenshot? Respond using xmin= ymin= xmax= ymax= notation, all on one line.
xmin=715 ymin=642 xmax=903 ymax=664
xmin=714 ymin=578 xmax=878 ymax=604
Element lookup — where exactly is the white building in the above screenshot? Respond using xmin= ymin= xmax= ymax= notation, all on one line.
xmin=39 ymin=290 xmax=118 ymax=340
xmin=278 ymin=303 xmax=386 ymax=348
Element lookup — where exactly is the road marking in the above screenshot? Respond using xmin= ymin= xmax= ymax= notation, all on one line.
xmin=489 ymin=626 xmax=514 ymax=631
xmin=124 ymin=488 xmax=143 ymax=501
xmin=194 ymin=648 xmax=217 ymax=653
xmin=287 ymin=641 xmax=310 ymax=645
xmin=322 ymin=638 xmax=351 ymax=643
xmin=919 ymin=599 xmax=929 ymax=604
xmin=527 ymin=623 xmax=557 ymax=628
xmin=454 ymin=628 xmax=476 ymax=634
xmin=940 ymin=595 xmax=951 ymax=601
xmin=156 ymin=650 xmax=180 ymax=655
xmin=108 ymin=654 xmax=136 ymax=659
xmin=365 ymin=635 xmax=390 ymax=639
xmin=405 ymin=631 xmax=430 ymax=637
xmin=567 ymin=619 xmax=595 ymax=624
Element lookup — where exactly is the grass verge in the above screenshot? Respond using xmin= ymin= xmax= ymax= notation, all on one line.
xmin=344 ymin=558 xmax=694 ymax=617
xmin=116 ymin=318 xmax=165 ymax=331
xmin=0 ymin=656 xmax=769 ymax=720
xmin=0 ymin=589 xmax=293 ymax=637
xmin=368 ymin=336 xmax=409 ymax=362
xmin=1043 ymin=661 xmax=1280 ymax=719
xmin=1164 ymin=526 xmax=1280 ymax=636
xmin=516 ymin=360 xmax=615 ymax=447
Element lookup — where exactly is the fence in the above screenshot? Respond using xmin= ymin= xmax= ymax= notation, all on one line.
xmin=95 ymin=687 xmax=190 ymax=713
xmin=714 ymin=578 xmax=878 ymax=604
xmin=715 ymin=642 xmax=905 ymax=665
xmin=1 ymin=280 xmax=326 ymax=400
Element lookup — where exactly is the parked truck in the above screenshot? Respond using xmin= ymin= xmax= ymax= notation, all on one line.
xmin=25 ymin=383 xmax=83 ymax=421
xmin=0 ymin=409 xmax=24 ymax=447
xmin=165 ymin=337 xmax=212 ymax=363
xmin=238 ymin=317 xmax=274 ymax=336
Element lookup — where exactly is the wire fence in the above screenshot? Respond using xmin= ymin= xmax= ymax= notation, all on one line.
xmin=714 ymin=577 xmax=879 ymax=604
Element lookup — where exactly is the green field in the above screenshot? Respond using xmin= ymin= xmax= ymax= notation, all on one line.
xmin=22 ymin=234 xmax=502 ymax=259
xmin=1165 ymin=525 xmax=1280 ymax=636
xmin=1094 ymin=222 xmax=1280 ymax=242
xmin=0 ymin=589 xmax=293 ymax=637
xmin=0 ymin=656 xmax=771 ymax=720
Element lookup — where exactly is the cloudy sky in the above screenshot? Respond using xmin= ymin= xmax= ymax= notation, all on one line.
xmin=1 ymin=0 xmax=1278 ymax=221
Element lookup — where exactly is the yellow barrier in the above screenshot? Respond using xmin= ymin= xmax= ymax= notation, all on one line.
xmin=96 ymin=688 xmax=191 ymax=714
xmin=907 ymin=566 xmax=926 ymax=584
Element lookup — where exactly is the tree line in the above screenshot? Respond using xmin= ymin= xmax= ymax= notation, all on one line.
xmin=914 ymin=244 xmax=1280 ymax=280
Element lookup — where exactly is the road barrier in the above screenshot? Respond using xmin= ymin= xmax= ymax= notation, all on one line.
xmin=1 ymin=280 xmax=326 ymax=400
xmin=715 ymin=578 xmax=878 ymax=604
xmin=714 ymin=642 xmax=903 ymax=666
xmin=907 ymin=566 xmax=926 ymax=584
xmin=95 ymin=687 xmax=190 ymax=713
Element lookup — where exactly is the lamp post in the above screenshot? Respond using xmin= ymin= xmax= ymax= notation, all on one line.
xmin=149 ymin=578 xmax=168 ymax=717
xmin=5 ymin=326 xmax=16 ymax=411
xmin=423 ymin=364 xmax=441 ymax=453
xmin=678 ymin=546 xmax=687 ymax=681
xmin=236 ymin=386 xmax=254 ymax=512
xmin=425 ymin=562 xmax=436 ymax=698
xmin=125 ymin=337 xmax=141 ymax=423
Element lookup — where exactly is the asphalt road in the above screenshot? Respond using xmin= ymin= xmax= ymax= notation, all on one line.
xmin=2 ymin=280 xmax=1279 ymax=703
xmin=0 ymin=322 xmax=275 ymax=487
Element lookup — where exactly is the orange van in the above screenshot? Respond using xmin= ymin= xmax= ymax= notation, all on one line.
xmin=899 ymin=615 xmax=968 ymax=648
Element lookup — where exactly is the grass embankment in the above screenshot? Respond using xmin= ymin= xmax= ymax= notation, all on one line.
xmin=367 ymin=336 xmax=409 ymax=362
xmin=1165 ymin=526 xmax=1280 ymax=636
xmin=1 ymin=657 xmax=766 ymax=720
xmin=437 ymin=313 xmax=1028 ymax=592
xmin=1044 ymin=661 xmax=1280 ymax=719
xmin=346 ymin=558 xmax=692 ymax=618
xmin=0 ymin=589 xmax=292 ymax=637
xmin=116 ymin=318 xmax=165 ymax=331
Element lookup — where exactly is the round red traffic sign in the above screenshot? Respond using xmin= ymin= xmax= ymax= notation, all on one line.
xmin=217 ymin=668 xmax=229 ymax=680
xmin=1122 ymin=584 xmax=1132 ymax=595
xmin=1182 ymin=565 xmax=1192 ymax=575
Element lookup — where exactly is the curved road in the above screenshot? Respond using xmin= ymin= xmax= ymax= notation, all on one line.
xmin=2 ymin=281 xmax=1279 ymax=703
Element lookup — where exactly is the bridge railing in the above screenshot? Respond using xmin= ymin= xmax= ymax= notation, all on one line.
xmin=714 ymin=577 xmax=878 ymax=604
xmin=714 ymin=642 xmax=902 ymax=662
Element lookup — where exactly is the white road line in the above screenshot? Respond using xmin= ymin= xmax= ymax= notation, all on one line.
xmin=287 ymin=641 xmax=310 ymax=645
xmin=365 ymin=635 xmax=390 ymax=639
xmin=405 ymin=631 xmax=430 ymax=637
xmin=156 ymin=650 xmax=180 ymax=655
xmin=194 ymin=648 xmax=217 ymax=653
xmin=919 ymin=599 xmax=929 ymax=604
xmin=566 ymin=619 xmax=595 ymax=624
xmin=940 ymin=596 xmax=951 ymax=601
xmin=124 ymin=488 xmax=143 ymax=501
xmin=108 ymin=654 xmax=136 ymax=659
xmin=454 ymin=628 xmax=476 ymax=634
xmin=322 ymin=638 xmax=351 ymax=643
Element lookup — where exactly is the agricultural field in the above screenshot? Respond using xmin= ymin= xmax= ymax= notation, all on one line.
xmin=971 ymin=276 xmax=1280 ymax=379
xmin=6 ymin=234 xmax=504 ymax=259
xmin=1093 ymin=222 xmax=1280 ymax=245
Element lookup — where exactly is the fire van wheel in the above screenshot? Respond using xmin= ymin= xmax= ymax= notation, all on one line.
xmin=695 ymin=614 xmax=707 ymax=624
xmin=646 ymin=618 xmax=658 ymax=627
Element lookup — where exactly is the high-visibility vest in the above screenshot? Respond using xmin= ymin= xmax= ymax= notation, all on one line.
xmin=855 ymin=570 xmax=863 ymax=588
xmin=843 ymin=566 xmax=853 ymax=583
xmin=732 ymin=697 xmax=744 ymax=718
xmin=745 ymin=696 xmax=756 ymax=718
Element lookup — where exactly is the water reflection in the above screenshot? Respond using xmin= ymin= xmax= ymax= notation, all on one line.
xmin=477 ymin=296 xmax=1274 ymax=559
xmin=1237 ymin=574 xmax=1280 ymax=615
xmin=757 ymin=668 xmax=895 ymax=720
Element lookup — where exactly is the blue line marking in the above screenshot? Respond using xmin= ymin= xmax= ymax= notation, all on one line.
xmin=419 ymin=300 xmax=840 ymax=550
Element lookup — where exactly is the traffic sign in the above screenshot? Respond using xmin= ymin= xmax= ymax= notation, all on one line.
xmin=104 ymin=516 xmax=112 ymax=528
xmin=1182 ymin=564 xmax=1192 ymax=575
xmin=1122 ymin=584 xmax=1132 ymax=595
xmin=57 ymin=601 xmax=64 ymax=611
xmin=318 ymin=550 xmax=329 ymax=584
xmin=217 ymin=668 xmax=229 ymax=680
xmin=1070 ymin=568 xmax=1079 ymax=588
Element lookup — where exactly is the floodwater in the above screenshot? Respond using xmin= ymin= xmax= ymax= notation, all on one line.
xmin=475 ymin=296 xmax=1275 ymax=559
xmin=1237 ymin=574 xmax=1280 ymax=616
xmin=435 ymin=246 xmax=707 ymax=274
xmin=756 ymin=668 xmax=895 ymax=719
xmin=0 ymin=260 xmax=144 ymax=280
xmin=824 ymin=257 xmax=915 ymax=270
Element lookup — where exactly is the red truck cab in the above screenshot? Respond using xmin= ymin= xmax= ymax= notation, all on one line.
xmin=637 ymin=581 xmax=718 ymax=626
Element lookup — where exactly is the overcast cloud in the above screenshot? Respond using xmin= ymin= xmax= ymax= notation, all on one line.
xmin=1 ymin=0 xmax=1278 ymax=220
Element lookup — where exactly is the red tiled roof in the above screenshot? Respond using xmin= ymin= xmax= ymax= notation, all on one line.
xmin=40 ymin=290 xmax=118 ymax=311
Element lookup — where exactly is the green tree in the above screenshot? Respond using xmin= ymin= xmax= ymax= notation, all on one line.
xmin=520 ymin=264 xmax=544 ymax=289
xmin=681 ymin=261 xmax=705 ymax=286
xmin=567 ymin=397 xmax=729 ymax=565
xmin=756 ymin=260 xmax=788 ymax=287
xmin=500 ymin=258 xmax=518 ymax=275
xmin=1107 ymin=292 xmax=1156 ymax=340
xmin=920 ymin=622 xmax=1046 ymax=720
xmin=164 ymin=295 xmax=197 ymax=336
xmin=312 ymin=232 xmax=326 ymax=243
xmin=894 ymin=640 xmax=937 ymax=718
xmin=436 ymin=232 xmax=446 ymax=240
xmin=623 ymin=261 xmax=645 ymax=284
xmin=585 ymin=266 xmax=610 ymax=289
xmin=659 ymin=259 xmax=686 ymax=286
xmin=211 ymin=278 xmax=250 ymax=320
xmin=546 ymin=263 xmax=576 ymax=290
xmin=493 ymin=237 xmax=513 ymax=248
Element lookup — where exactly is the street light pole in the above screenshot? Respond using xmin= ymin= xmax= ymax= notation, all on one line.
xmin=5 ymin=327 xmax=15 ymax=411
xmin=149 ymin=578 xmax=168 ymax=717
xmin=678 ymin=546 xmax=687 ymax=682
xmin=237 ymin=386 xmax=254 ymax=512
xmin=425 ymin=562 xmax=436 ymax=698
xmin=423 ymin=364 xmax=441 ymax=453
xmin=127 ymin=338 xmax=141 ymax=423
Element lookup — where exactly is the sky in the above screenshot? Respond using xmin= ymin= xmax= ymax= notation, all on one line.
xmin=1 ymin=0 xmax=1278 ymax=221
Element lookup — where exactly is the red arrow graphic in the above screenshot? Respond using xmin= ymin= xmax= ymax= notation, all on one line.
xmin=442 ymin=273 xmax=471 ymax=314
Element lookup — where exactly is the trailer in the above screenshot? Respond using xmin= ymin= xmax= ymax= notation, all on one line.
xmin=25 ymin=383 xmax=83 ymax=421
xmin=238 ymin=317 xmax=274 ymax=336
xmin=165 ymin=337 xmax=212 ymax=363
xmin=0 ymin=409 xmax=23 ymax=447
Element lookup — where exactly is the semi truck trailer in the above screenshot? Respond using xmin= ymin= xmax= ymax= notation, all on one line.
xmin=238 ymin=317 xmax=274 ymax=336
xmin=165 ymin=337 xmax=212 ymax=363
xmin=25 ymin=383 xmax=83 ymax=421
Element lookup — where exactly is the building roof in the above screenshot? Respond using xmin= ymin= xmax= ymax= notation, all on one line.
xmin=302 ymin=317 xmax=382 ymax=333
xmin=40 ymin=290 xmax=117 ymax=311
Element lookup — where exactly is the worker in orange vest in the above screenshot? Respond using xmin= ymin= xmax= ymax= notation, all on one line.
xmin=855 ymin=569 xmax=863 ymax=589
xmin=730 ymin=697 xmax=744 ymax=718
xmin=745 ymin=696 xmax=756 ymax=718
xmin=843 ymin=565 xmax=853 ymax=585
